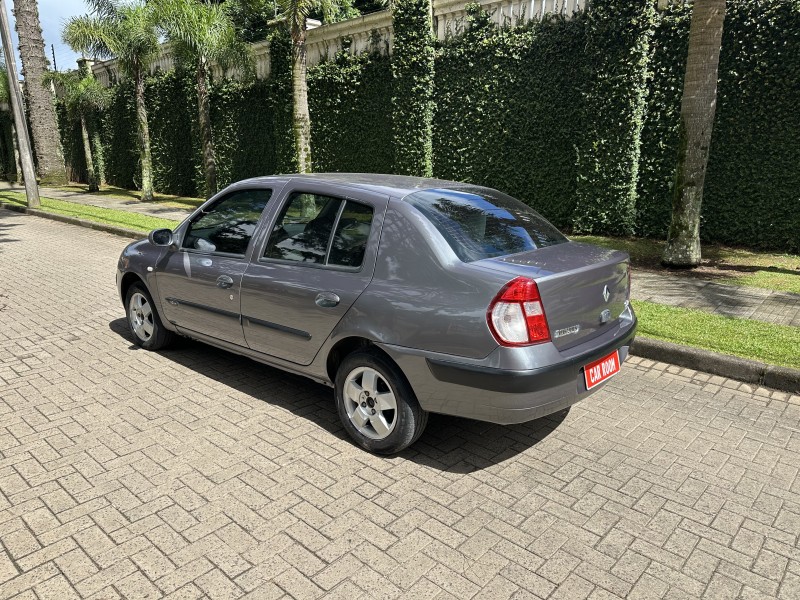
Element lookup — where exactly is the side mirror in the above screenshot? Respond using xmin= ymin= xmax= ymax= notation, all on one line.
xmin=148 ymin=228 xmax=174 ymax=246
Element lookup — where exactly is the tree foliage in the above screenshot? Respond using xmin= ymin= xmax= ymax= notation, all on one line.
xmin=155 ymin=0 xmax=254 ymax=196
xmin=45 ymin=0 xmax=800 ymax=252
xmin=63 ymin=0 xmax=161 ymax=200
xmin=46 ymin=67 xmax=110 ymax=191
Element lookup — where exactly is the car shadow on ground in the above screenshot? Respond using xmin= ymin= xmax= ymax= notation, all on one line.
xmin=109 ymin=318 xmax=567 ymax=472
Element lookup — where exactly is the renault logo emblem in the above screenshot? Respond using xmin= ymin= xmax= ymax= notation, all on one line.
xmin=603 ymin=285 xmax=610 ymax=303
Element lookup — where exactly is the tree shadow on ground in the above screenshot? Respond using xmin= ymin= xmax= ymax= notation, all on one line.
xmin=109 ymin=317 xmax=567 ymax=472
xmin=0 ymin=211 xmax=21 ymax=244
xmin=56 ymin=185 xmax=203 ymax=210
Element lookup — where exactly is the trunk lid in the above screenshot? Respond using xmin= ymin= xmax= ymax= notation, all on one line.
xmin=478 ymin=242 xmax=631 ymax=350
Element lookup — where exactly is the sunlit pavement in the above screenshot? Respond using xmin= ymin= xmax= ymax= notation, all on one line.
xmin=1 ymin=208 xmax=799 ymax=599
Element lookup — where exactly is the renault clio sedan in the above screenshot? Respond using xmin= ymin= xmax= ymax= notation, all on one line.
xmin=117 ymin=174 xmax=636 ymax=453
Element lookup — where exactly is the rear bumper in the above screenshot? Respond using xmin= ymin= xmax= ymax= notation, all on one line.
xmin=379 ymin=316 xmax=636 ymax=425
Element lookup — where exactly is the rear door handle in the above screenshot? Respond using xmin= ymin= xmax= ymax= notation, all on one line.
xmin=216 ymin=275 xmax=234 ymax=289
xmin=315 ymin=292 xmax=340 ymax=308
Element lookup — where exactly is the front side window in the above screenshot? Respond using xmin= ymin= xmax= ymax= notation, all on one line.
xmin=264 ymin=192 xmax=373 ymax=268
xmin=182 ymin=189 xmax=272 ymax=255
xmin=404 ymin=188 xmax=567 ymax=262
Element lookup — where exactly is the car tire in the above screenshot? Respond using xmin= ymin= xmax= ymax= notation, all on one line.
xmin=335 ymin=349 xmax=428 ymax=454
xmin=125 ymin=283 xmax=175 ymax=350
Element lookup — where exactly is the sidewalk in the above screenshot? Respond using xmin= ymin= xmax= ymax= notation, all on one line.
xmin=632 ymin=271 xmax=800 ymax=328
xmin=6 ymin=182 xmax=800 ymax=330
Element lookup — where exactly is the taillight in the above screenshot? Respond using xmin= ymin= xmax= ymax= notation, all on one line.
xmin=488 ymin=277 xmax=551 ymax=346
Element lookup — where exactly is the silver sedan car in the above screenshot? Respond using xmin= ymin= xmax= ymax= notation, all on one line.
xmin=117 ymin=174 xmax=636 ymax=453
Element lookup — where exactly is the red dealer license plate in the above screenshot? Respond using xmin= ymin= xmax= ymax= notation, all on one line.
xmin=584 ymin=350 xmax=621 ymax=390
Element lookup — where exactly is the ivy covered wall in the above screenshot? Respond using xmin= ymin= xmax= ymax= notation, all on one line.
xmin=433 ymin=6 xmax=586 ymax=230
xmin=702 ymin=0 xmax=800 ymax=251
xmin=45 ymin=0 xmax=800 ymax=252
xmin=309 ymin=49 xmax=394 ymax=174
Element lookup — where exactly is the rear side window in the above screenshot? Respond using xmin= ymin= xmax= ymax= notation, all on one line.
xmin=405 ymin=188 xmax=567 ymax=262
xmin=265 ymin=192 xmax=342 ymax=264
xmin=264 ymin=192 xmax=374 ymax=268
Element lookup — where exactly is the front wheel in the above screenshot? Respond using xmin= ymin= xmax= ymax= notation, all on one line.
xmin=125 ymin=283 xmax=175 ymax=350
xmin=335 ymin=350 xmax=428 ymax=454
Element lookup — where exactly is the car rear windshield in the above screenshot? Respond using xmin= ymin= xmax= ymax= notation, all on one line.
xmin=404 ymin=188 xmax=568 ymax=262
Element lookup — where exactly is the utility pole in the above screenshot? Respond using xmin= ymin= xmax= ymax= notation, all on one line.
xmin=0 ymin=0 xmax=39 ymax=207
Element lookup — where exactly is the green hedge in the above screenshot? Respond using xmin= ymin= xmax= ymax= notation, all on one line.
xmin=702 ymin=0 xmax=800 ymax=252
xmin=635 ymin=0 xmax=800 ymax=252
xmin=38 ymin=0 xmax=800 ymax=252
xmin=147 ymin=70 xmax=197 ymax=196
xmin=572 ymin=0 xmax=656 ymax=236
xmin=96 ymin=34 xmax=295 ymax=196
xmin=309 ymin=47 xmax=394 ymax=174
xmin=433 ymin=6 xmax=586 ymax=229
xmin=635 ymin=2 xmax=691 ymax=239
xmin=102 ymin=79 xmax=138 ymax=190
xmin=391 ymin=0 xmax=435 ymax=176
xmin=0 ymin=113 xmax=17 ymax=181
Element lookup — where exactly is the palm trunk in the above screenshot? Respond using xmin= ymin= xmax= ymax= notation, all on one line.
xmin=291 ymin=25 xmax=312 ymax=174
xmin=10 ymin=122 xmax=22 ymax=184
xmin=134 ymin=68 xmax=154 ymax=202
xmin=80 ymin=114 xmax=98 ymax=192
xmin=91 ymin=128 xmax=106 ymax=186
xmin=197 ymin=59 xmax=217 ymax=198
xmin=662 ymin=0 xmax=726 ymax=268
xmin=13 ymin=0 xmax=66 ymax=185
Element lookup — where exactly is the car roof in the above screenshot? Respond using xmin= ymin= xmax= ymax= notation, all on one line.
xmin=237 ymin=173 xmax=487 ymax=197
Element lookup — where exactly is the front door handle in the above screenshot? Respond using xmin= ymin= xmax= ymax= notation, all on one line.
xmin=315 ymin=292 xmax=340 ymax=308
xmin=216 ymin=275 xmax=234 ymax=289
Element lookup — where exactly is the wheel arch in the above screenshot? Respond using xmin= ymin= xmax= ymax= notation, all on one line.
xmin=325 ymin=336 xmax=393 ymax=384
xmin=120 ymin=272 xmax=146 ymax=306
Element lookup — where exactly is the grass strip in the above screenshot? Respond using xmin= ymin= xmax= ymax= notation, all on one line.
xmin=53 ymin=184 xmax=205 ymax=210
xmin=633 ymin=300 xmax=800 ymax=369
xmin=0 ymin=191 xmax=179 ymax=234
xmin=575 ymin=235 xmax=800 ymax=295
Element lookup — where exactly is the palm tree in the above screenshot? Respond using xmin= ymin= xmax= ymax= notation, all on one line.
xmin=155 ymin=0 xmax=253 ymax=198
xmin=274 ymin=0 xmax=339 ymax=173
xmin=63 ymin=0 xmax=160 ymax=202
xmin=662 ymin=0 xmax=727 ymax=268
xmin=12 ymin=0 xmax=67 ymax=184
xmin=44 ymin=67 xmax=109 ymax=192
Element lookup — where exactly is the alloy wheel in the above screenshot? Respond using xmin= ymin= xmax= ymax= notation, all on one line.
xmin=343 ymin=366 xmax=398 ymax=440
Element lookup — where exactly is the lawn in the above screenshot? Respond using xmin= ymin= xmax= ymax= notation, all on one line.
xmin=575 ymin=235 xmax=800 ymax=295
xmin=0 ymin=191 xmax=179 ymax=233
xmin=52 ymin=183 xmax=205 ymax=211
xmin=633 ymin=300 xmax=800 ymax=369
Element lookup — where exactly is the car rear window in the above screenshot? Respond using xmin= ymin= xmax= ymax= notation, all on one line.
xmin=404 ymin=188 xmax=568 ymax=262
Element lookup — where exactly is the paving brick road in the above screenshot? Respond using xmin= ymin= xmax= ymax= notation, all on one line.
xmin=1 ymin=208 xmax=800 ymax=600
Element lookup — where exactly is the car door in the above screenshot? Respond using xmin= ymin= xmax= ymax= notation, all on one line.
xmin=240 ymin=184 xmax=387 ymax=365
xmin=155 ymin=187 xmax=273 ymax=346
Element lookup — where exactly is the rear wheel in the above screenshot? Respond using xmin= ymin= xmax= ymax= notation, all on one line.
xmin=126 ymin=283 xmax=175 ymax=350
xmin=335 ymin=350 xmax=428 ymax=454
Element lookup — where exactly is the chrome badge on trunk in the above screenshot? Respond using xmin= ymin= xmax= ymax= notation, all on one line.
xmin=554 ymin=324 xmax=581 ymax=338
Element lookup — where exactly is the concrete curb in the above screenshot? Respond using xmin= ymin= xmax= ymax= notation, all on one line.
xmin=631 ymin=337 xmax=800 ymax=394
xmin=0 ymin=201 xmax=144 ymax=240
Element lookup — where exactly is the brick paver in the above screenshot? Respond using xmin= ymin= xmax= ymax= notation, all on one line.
xmin=1 ymin=207 xmax=800 ymax=599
